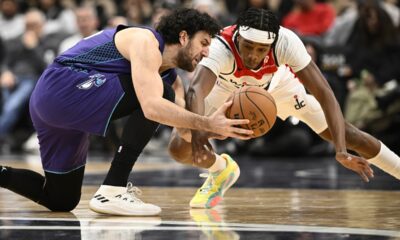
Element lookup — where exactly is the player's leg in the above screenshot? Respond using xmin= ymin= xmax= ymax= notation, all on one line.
xmin=89 ymin=75 xmax=175 ymax=216
xmin=168 ymin=128 xmax=193 ymax=165
xmin=276 ymin=76 xmax=400 ymax=180
xmin=170 ymin=84 xmax=240 ymax=208
xmin=0 ymin=165 xmax=85 ymax=212
xmin=0 ymin=123 xmax=89 ymax=211
xmin=319 ymin=123 xmax=400 ymax=180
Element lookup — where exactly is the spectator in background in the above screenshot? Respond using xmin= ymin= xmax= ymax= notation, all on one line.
xmin=37 ymin=0 xmax=77 ymax=35
xmin=151 ymin=0 xmax=175 ymax=28
xmin=381 ymin=0 xmax=400 ymax=27
xmin=282 ymin=0 xmax=335 ymax=37
xmin=323 ymin=0 xmax=358 ymax=47
xmin=0 ymin=9 xmax=66 ymax=150
xmin=107 ymin=15 xmax=128 ymax=28
xmin=345 ymin=0 xmax=400 ymax=86
xmin=0 ymin=0 xmax=24 ymax=40
xmin=343 ymin=0 xmax=400 ymax=153
xmin=59 ymin=5 xmax=99 ymax=54
xmin=192 ymin=0 xmax=233 ymax=26
xmin=121 ymin=0 xmax=153 ymax=25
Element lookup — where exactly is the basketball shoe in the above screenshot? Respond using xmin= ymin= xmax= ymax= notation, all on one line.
xmin=89 ymin=182 xmax=161 ymax=216
xmin=190 ymin=154 xmax=240 ymax=208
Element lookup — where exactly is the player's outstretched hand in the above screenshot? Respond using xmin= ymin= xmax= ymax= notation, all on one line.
xmin=207 ymin=101 xmax=253 ymax=140
xmin=336 ymin=152 xmax=374 ymax=182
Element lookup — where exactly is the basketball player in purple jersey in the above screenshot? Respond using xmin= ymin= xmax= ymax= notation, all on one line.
xmin=169 ymin=8 xmax=400 ymax=209
xmin=0 ymin=9 xmax=254 ymax=216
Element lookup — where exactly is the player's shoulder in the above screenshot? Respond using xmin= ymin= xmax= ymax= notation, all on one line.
xmin=117 ymin=26 xmax=157 ymax=42
xmin=277 ymin=26 xmax=301 ymax=44
xmin=210 ymin=36 xmax=234 ymax=58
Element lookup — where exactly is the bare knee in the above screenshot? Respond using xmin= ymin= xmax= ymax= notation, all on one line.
xmin=168 ymin=135 xmax=192 ymax=165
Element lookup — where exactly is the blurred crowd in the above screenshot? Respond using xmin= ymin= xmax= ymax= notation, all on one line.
xmin=0 ymin=0 xmax=399 ymax=157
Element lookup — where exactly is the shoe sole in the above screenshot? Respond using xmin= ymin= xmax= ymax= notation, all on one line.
xmin=190 ymin=165 xmax=240 ymax=209
xmin=89 ymin=201 xmax=161 ymax=216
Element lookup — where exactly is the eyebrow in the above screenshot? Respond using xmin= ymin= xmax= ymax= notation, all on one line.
xmin=203 ymin=38 xmax=211 ymax=45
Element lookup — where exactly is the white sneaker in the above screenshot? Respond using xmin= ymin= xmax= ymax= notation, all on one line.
xmin=89 ymin=182 xmax=161 ymax=216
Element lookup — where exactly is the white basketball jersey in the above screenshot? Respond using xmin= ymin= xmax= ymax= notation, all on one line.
xmin=199 ymin=25 xmax=312 ymax=92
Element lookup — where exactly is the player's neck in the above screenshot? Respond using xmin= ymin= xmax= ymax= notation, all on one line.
xmin=160 ymin=44 xmax=180 ymax=72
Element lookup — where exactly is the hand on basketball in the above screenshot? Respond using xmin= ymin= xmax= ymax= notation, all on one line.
xmin=191 ymin=130 xmax=215 ymax=163
xmin=335 ymin=152 xmax=374 ymax=182
xmin=208 ymin=101 xmax=253 ymax=140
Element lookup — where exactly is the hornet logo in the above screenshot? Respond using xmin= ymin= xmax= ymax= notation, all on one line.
xmin=77 ymin=73 xmax=107 ymax=90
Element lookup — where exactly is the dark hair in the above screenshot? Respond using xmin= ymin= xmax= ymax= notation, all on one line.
xmin=235 ymin=8 xmax=280 ymax=45
xmin=156 ymin=8 xmax=221 ymax=44
xmin=353 ymin=0 xmax=399 ymax=49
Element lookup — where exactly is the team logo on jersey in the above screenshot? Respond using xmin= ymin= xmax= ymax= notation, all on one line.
xmin=294 ymin=95 xmax=306 ymax=110
xmin=76 ymin=73 xmax=107 ymax=90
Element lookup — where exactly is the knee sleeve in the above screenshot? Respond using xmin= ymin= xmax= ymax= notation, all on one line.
xmin=39 ymin=167 xmax=85 ymax=212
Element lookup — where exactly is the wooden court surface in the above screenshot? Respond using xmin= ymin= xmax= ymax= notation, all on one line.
xmin=0 ymin=156 xmax=400 ymax=239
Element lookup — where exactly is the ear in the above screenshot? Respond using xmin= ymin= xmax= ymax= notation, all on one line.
xmin=179 ymin=30 xmax=189 ymax=46
xmin=236 ymin=34 xmax=242 ymax=42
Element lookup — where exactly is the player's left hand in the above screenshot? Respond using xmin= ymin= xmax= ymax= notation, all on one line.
xmin=335 ymin=152 xmax=374 ymax=182
xmin=191 ymin=130 xmax=215 ymax=164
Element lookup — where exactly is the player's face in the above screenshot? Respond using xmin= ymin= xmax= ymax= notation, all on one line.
xmin=177 ymin=31 xmax=211 ymax=72
xmin=237 ymin=35 xmax=271 ymax=70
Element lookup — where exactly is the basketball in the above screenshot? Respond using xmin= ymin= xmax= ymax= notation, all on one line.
xmin=226 ymin=86 xmax=277 ymax=138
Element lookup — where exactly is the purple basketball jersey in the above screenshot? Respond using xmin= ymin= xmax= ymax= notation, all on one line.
xmin=30 ymin=25 xmax=176 ymax=172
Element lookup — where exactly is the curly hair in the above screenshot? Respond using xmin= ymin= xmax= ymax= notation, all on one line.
xmin=156 ymin=8 xmax=221 ymax=44
xmin=235 ymin=8 xmax=280 ymax=45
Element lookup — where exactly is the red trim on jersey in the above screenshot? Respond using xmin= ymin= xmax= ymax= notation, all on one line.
xmin=220 ymin=25 xmax=278 ymax=80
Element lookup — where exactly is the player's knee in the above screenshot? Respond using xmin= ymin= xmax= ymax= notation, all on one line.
xmin=168 ymin=139 xmax=192 ymax=164
xmin=45 ymin=194 xmax=81 ymax=212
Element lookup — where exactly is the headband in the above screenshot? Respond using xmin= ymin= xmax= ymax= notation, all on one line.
xmin=238 ymin=26 xmax=276 ymax=44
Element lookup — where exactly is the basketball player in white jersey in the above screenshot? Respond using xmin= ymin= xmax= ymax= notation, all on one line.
xmin=168 ymin=8 xmax=400 ymax=209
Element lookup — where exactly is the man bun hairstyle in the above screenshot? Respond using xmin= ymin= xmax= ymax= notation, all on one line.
xmin=156 ymin=8 xmax=221 ymax=44
xmin=235 ymin=8 xmax=280 ymax=45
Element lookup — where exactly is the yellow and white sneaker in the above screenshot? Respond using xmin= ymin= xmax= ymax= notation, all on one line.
xmin=190 ymin=154 xmax=240 ymax=208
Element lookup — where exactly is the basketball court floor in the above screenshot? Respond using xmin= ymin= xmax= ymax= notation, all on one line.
xmin=0 ymin=144 xmax=399 ymax=239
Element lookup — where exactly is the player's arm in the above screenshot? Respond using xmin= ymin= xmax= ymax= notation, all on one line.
xmin=116 ymin=29 xmax=252 ymax=138
xmin=296 ymin=61 xmax=373 ymax=181
xmin=296 ymin=61 xmax=346 ymax=153
xmin=277 ymin=27 xmax=372 ymax=181
xmin=172 ymin=75 xmax=186 ymax=108
xmin=187 ymin=65 xmax=217 ymax=115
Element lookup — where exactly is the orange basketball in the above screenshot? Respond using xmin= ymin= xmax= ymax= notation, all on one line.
xmin=226 ymin=86 xmax=277 ymax=138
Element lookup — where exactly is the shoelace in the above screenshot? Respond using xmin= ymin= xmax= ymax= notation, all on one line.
xmin=199 ymin=173 xmax=216 ymax=193
xmin=122 ymin=182 xmax=144 ymax=204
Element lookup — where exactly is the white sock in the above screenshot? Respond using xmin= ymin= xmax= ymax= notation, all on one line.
xmin=368 ymin=142 xmax=400 ymax=180
xmin=208 ymin=154 xmax=227 ymax=173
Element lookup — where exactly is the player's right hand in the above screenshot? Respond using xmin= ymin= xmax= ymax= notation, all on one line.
xmin=207 ymin=101 xmax=253 ymax=140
